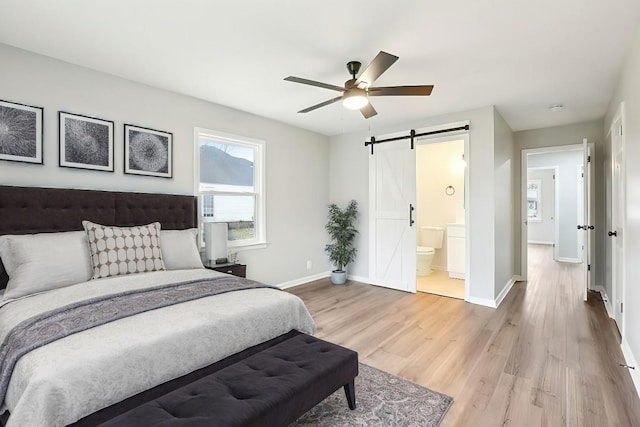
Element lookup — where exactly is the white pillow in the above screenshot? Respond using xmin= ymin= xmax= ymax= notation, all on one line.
xmin=0 ymin=231 xmax=93 ymax=300
xmin=160 ymin=229 xmax=204 ymax=270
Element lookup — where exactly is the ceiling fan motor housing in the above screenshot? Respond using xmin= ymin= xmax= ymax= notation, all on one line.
xmin=346 ymin=61 xmax=362 ymax=79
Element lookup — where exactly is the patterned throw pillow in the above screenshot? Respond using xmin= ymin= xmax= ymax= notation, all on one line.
xmin=82 ymin=221 xmax=165 ymax=279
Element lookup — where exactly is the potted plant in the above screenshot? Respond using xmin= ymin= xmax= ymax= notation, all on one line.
xmin=325 ymin=200 xmax=358 ymax=285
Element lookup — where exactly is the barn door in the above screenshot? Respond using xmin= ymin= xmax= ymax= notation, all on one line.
xmin=369 ymin=142 xmax=416 ymax=292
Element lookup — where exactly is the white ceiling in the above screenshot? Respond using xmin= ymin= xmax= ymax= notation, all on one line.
xmin=1 ymin=0 xmax=639 ymax=136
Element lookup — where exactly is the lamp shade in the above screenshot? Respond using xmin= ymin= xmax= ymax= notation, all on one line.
xmin=204 ymin=222 xmax=228 ymax=262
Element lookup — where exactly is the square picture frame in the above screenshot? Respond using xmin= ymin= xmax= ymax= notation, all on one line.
xmin=124 ymin=124 xmax=173 ymax=178
xmin=59 ymin=111 xmax=114 ymax=172
xmin=0 ymin=99 xmax=44 ymax=164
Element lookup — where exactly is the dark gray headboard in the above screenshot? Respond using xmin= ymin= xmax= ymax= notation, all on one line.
xmin=0 ymin=185 xmax=198 ymax=289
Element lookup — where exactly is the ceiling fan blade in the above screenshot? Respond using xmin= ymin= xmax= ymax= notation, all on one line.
xmin=298 ymin=96 xmax=343 ymax=113
xmin=284 ymin=76 xmax=345 ymax=92
xmin=360 ymin=103 xmax=377 ymax=119
xmin=368 ymin=85 xmax=434 ymax=96
xmin=355 ymin=51 xmax=399 ymax=86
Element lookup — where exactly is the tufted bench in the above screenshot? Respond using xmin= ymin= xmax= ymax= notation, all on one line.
xmin=98 ymin=333 xmax=358 ymax=427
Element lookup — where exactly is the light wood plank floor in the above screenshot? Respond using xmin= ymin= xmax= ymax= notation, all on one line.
xmin=289 ymin=245 xmax=640 ymax=426
xmin=417 ymin=270 xmax=465 ymax=299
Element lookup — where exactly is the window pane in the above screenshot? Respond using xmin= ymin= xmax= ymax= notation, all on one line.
xmin=200 ymin=140 xmax=254 ymax=188
xmin=201 ymin=194 xmax=255 ymax=241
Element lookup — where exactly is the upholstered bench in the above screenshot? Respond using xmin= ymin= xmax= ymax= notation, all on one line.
xmin=98 ymin=333 xmax=359 ymax=427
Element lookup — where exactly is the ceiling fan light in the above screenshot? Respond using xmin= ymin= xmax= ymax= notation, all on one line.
xmin=342 ymin=89 xmax=369 ymax=110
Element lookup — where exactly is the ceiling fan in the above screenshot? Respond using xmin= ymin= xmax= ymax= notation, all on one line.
xmin=284 ymin=51 xmax=433 ymax=119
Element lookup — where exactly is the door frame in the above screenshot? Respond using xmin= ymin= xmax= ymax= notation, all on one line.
xmin=520 ymin=143 xmax=594 ymax=284
xmin=368 ymin=121 xmax=470 ymax=298
xmin=414 ymin=131 xmax=471 ymax=300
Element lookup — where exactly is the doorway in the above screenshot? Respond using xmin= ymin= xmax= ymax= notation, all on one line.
xmin=415 ymin=139 xmax=465 ymax=299
xmin=521 ymin=142 xmax=595 ymax=300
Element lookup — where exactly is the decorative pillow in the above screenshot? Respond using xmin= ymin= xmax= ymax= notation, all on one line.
xmin=0 ymin=231 xmax=93 ymax=300
xmin=160 ymin=229 xmax=204 ymax=270
xmin=82 ymin=221 xmax=165 ymax=279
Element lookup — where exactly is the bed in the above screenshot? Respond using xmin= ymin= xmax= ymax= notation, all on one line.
xmin=0 ymin=185 xmax=316 ymax=427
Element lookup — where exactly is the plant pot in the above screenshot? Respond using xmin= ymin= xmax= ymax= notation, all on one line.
xmin=330 ymin=270 xmax=347 ymax=285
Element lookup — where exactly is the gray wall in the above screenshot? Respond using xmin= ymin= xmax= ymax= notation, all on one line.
xmin=527 ymin=168 xmax=555 ymax=244
xmin=513 ymin=119 xmax=604 ymax=284
xmin=605 ymin=23 xmax=640 ymax=392
xmin=528 ymin=150 xmax=583 ymax=260
xmin=0 ymin=43 xmax=331 ymax=287
xmin=493 ymin=109 xmax=515 ymax=298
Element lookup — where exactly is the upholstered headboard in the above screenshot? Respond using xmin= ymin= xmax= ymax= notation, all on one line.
xmin=0 ymin=185 xmax=198 ymax=289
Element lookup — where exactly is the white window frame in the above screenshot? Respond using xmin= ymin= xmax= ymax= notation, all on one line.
xmin=194 ymin=127 xmax=266 ymax=250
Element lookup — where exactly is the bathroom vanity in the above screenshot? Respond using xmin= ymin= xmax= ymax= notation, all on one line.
xmin=446 ymin=223 xmax=465 ymax=279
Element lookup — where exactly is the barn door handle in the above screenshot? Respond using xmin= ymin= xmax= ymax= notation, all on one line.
xmin=608 ymin=230 xmax=617 ymax=237
xmin=409 ymin=204 xmax=415 ymax=227
xmin=588 ymin=225 xmax=594 ymax=230
xmin=577 ymin=225 xmax=585 ymax=230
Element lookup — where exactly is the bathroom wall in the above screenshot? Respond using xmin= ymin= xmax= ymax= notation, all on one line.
xmin=527 ymin=168 xmax=555 ymax=244
xmin=416 ymin=139 xmax=465 ymax=270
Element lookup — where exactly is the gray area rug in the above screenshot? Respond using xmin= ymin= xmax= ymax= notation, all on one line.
xmin=291 ymin=363 xmax=453 ymax=427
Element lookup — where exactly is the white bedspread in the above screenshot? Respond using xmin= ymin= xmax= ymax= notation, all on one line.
xmin=0 ymin=269 xmax=316 ymax=427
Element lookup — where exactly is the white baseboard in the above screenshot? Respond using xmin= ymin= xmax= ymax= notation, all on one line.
xmin=495 ymin=276 xmax=517 ymax=308
xmin=466 ymin=295 xmax=497 ymax=308
xmin=557 ymin=257 xmax=581 ymax=264
xmin=513 ymin=275 xmax=524 ymax=282
xmin=528 ymin=240 xmax=554 ymax=245
xmin=347 ymin=274 xmax=370 ymax=284
xmin=430 ymin=265 xmax=446 ymax=272
xmin=593 ymin=285 xmax=614 ymax=318
xmin=466 ymin=275 xmax=517 ymax=309
xmin=277 ymin=271 xmax=330 ymax=289
xmin=621 ymin=338 xmax=640 ymax=398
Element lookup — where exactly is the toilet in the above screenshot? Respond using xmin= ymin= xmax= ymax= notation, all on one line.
xmin=417 ymin=226 xmax=444 ymax=276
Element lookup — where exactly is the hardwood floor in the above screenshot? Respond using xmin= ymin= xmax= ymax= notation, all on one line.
xmin=289 ymin=245 xmax=640 ymax=426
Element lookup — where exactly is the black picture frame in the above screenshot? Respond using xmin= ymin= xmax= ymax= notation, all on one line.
xmin=59 ymin=111 xmax=114 ymax=172
xmin=124 ymin=124 xmax=173 ymax=178
xmin=0 ymin=99 xmax=44 ymax=164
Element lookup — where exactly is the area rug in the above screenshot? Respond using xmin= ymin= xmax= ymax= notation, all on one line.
xmin=291 ymin=363 xmax=453 ymax=427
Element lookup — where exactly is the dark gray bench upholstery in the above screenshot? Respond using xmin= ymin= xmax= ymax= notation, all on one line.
xmin=99 ymin=333 xmax=358 ymax=427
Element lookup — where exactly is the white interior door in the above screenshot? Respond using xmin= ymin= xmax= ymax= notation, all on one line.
xmin=369 ymin=142 xmax=416 ymax=292
xmin=611 ymin=114 xmax=625 ymax=328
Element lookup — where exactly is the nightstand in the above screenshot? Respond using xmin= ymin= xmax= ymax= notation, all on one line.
xmin=204 ymin=262 xmax=247 ymax=278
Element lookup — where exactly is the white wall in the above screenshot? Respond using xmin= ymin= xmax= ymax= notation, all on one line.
xmin=528 ymin=150 xmax=583 ymax=260
xmin=416 ymin=140 xmax=465 ymax=270
xmin=330 ymin=106 xmax=510 ymax=305
xmin=0 ymin=43 xmax=331 ymax=287
xmin=493 ymin=109 xmax=515 ymax=297
xmin=527 ymin=169 xmax=555 ymax=244
xmin=605 ymin=23 xmax=640 ymax=394
xmin=513 ymin=119 xmax=604 ymax=281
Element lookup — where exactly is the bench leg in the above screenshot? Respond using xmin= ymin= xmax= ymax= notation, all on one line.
xmin=343 ymin=379 xmax=356 ymax=410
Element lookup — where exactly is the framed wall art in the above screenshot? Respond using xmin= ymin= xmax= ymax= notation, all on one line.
xmin=0 ymin=99 xmax=44 ymax=164
xmin=124 ymin=124 xmax=173 ymax=178
xmin=59 ymin=111 xmax=114 ymax=171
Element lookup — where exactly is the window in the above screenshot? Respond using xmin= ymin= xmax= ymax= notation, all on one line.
xmin=527 ymin=179 xmax=541 ymax=222
xmin=196 ymin=128 xmax=266 ymax=248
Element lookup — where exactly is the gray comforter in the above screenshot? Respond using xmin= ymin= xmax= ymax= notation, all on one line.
xmin=0 ymin=269 xmax=316 ymax=427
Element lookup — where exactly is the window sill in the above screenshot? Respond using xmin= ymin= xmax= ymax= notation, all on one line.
xmin=230 ymin=242 xmax=267 ymax=251
xmin=199 ymin=242 xmax=268 ymax=253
